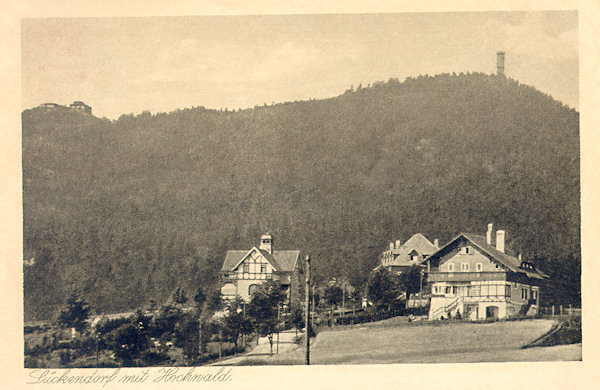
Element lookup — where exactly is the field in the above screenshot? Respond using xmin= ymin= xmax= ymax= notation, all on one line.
xmin=225 ymin=318 xmax=582 ymax=365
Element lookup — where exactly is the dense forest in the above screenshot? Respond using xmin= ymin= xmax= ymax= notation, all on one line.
xmin=22 ymin=73 xmax=580 ymax=321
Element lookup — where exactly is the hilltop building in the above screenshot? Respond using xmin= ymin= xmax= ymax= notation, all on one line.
xmin=220 ymin=232 xmax=301 ymax=306
xmin=38 ymin=101 xmax=92 ymax=115
xmin=69 ymin=101 xmax=92 ymax=114
xmin=378 ymin=233 xmax=439 ymax=273
xmin=40 ymin=102 xmax=62 ymax=111
xmin=425 ymin=223 xmax=548 ymax=320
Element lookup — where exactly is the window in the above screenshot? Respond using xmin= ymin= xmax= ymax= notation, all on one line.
xmin=260 ymin=263 xmax=267 ymax=273
xmin=445 ymin=286 xmax=451 ymax=294
xmin=448 ymin=263 xmax=455 ymax=272
xmin=461 ymin=263 xmax=470 ymax=272
xmin=243 ymin=263 xmax=250 ymax=273
xmin=471 ymin=285 xmax=481 ymax=297
xmin=505 ymin=285 xmax=511 ymax=297
xmin=482 ymin=285 xmax=489 ymax=296
xmin=248 ymin=284 xmax=259 ymax=296
xmin=476 ymin=263 xmax=483 ymax=272
xmin=460 ymin=246 xmax=471 ymax=255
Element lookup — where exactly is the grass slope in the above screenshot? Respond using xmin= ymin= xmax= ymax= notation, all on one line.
xmin=232 ymin=318 xmax=581 ymax=364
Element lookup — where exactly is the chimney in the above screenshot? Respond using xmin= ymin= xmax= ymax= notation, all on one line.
xmin=389 ymin=242 xmax=394 ymax=251
xmin=434 ymin=238 xmax=439 ymax=248
xmin=486 ymin=223 xmax=494 ymax=245
xmin=496 ymin=51 xmax=505 ymax=76
xmin=395 ymin=239 xmax=401 ymax=249
xmin=496 ymin=230 xmax=505 ymax=253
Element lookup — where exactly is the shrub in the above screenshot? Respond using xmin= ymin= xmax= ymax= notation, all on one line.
xmin=57 ymin=294 xmax=91 ymax=333
xmin=139 ymin=349 xmax=170 ymax=366
xmin=147 ymin=305 xmax=183 ymax=339
xmin=24 ymin=356 xmax=41 ymax=368
xmin=59 ymin=350 xmax=73 ymax=365
xmin=109 ymin=322 xmax=150 ymax=366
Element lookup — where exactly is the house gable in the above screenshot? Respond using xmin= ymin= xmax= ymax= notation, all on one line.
xmin=386 ymin=233 xmax=438 ymax=267
xmin=437 ymin=237 xmax=507 ymax=273
xmin=432 ymin=235 xmax=509 ymax=272
xmin=231 ymin=248 xmax=277 ymax=274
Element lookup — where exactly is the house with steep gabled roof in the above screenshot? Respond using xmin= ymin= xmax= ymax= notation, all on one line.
xmin=424 ymin=223 xmax=548 ymax=321
xmin=379 ymin=233 xmax=439 ymax=273
xmin=220 ymin=232 xmax=301 ymax=305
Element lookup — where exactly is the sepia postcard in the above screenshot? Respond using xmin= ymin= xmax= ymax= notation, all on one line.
xmin=2 ymin=1 xmax=600 ymax=389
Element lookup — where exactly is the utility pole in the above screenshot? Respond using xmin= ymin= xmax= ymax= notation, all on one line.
xmin=305 ymin=255 xmax=311 ymax=365
xmin=342 ymin=281 xmax=346 ymax=318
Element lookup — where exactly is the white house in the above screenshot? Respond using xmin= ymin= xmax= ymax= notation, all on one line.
xmin=425 ymin=224 xmax=548 ymax=320
xmin=219 ymin=232 xmax=301 ymax=305
xmin=379 ymin=233 xmax=439 ymax=273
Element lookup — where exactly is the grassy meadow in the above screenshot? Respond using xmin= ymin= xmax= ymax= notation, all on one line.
xmin=226 ymin=318 xmax=581 ymax=365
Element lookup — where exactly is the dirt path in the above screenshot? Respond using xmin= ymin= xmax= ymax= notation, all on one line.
xmin=210 ymin=329 xmax=301 ymax=366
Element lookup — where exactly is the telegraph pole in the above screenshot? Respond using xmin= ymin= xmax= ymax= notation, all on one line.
xmin=305 ymin=255 xmax=311 ymax=365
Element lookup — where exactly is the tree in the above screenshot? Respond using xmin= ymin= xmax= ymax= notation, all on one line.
xmin=109 ymin=322 xmax=150 ymax=366
xmin=147 ymin=304 xmax=183 ymax=339
xmin=246 ymin=281 xmax=286 ymax=355
xmin=289 ymin=302 xmax=304 ymax=336
xmin=323 ymin=285 xmax=343 ymax=308
xmin=146 ymin=299 xmax=158 ymax=313
xmin=398 ymin=265 xmax=424 ymax=297
xmin=172 ymin=287 xmax=188 ymax=305
xmin=221 ymin=297 xmax=253 ymax=353
xmin=204 ymin=288 xmax=223 ymax=314
xmin=193 ymin=287 xmax=222 ymax=356
xmin=193 ymin=287 xmax=206 ymax=314
xmin=174 ymin=312 xmax=200 ymax=363
xmin=366 ymin=268 xmax=400 ymax=311
xmin=57 ymin=293 xmax=91 ymax=334
xmin=323 ymin=284 xmax=343 ymax=324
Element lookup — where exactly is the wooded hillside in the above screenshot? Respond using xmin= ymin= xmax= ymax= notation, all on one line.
xmin=22 ymin=73 xmax=580 ymax=321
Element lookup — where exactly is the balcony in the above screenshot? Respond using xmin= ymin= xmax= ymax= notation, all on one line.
xmin=427 ymin=271 xmax=507 ymax=282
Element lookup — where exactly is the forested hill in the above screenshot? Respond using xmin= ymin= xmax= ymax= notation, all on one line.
xmin=22 ymin=72 xmax=580 ymax=321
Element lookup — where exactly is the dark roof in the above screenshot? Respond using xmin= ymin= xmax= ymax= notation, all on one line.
xmin=428 ymin=233 xmax=548 ymax=279
xmin=70 ymin=101 xmax=90 ymax=107
xmin=387 ymin=233 xmax=438 ymax=266
xmin=221 ymin=248 xmax=300 ymax=272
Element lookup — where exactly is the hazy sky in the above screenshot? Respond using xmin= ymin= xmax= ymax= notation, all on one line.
xmin=21 ymin=11 xmax=578 ymax=119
